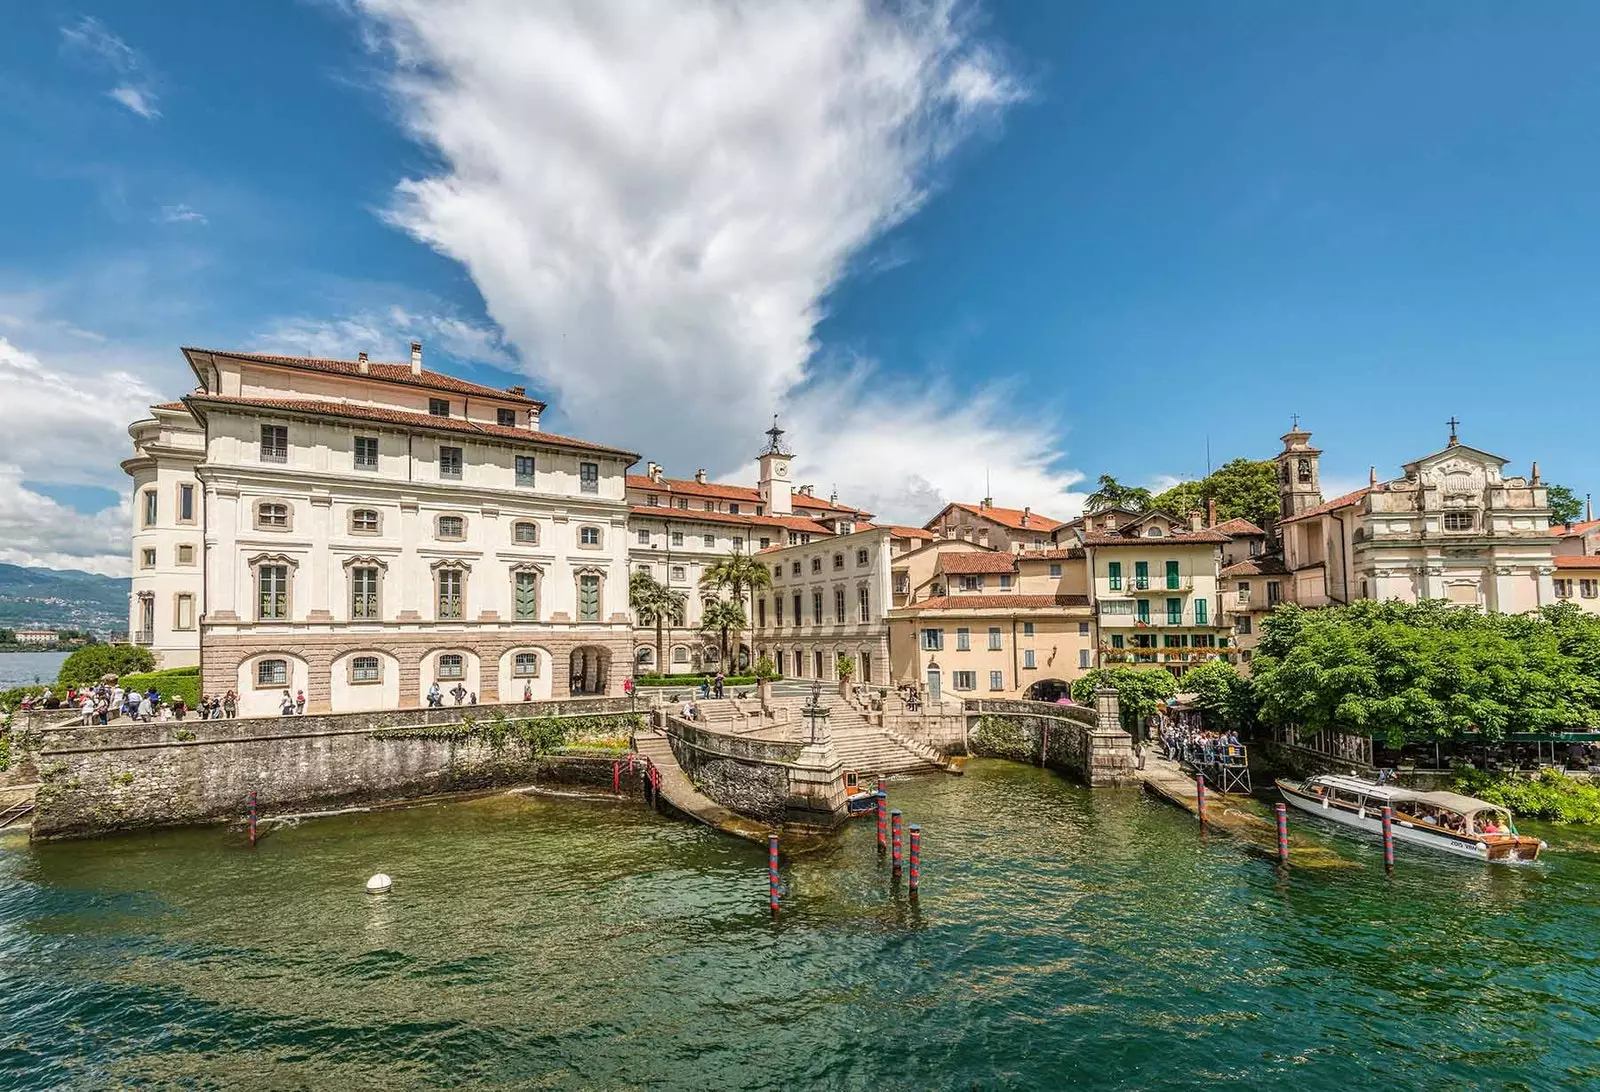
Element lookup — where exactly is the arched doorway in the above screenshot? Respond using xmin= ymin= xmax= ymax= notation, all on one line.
xmin=1025 ymin=678 xmax=1072 ymax=702
xmin=569 ymin=646 xmax=610 ymax=695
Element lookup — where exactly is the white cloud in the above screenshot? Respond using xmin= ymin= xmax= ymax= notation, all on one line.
xmin=0 ymin=336 xmax=160 ymax=573
xmin=61 ymin=17 xmax=161 ymax=120
xmin=255 ymin=306 xmax=516 ymax=369
xmin=108 ymin=85 xmax=161 ymax=120
xmin=156 ymin=203 xmax=205 ymax=225
xmin=351 ymin=0 xmax=1070 ymax=524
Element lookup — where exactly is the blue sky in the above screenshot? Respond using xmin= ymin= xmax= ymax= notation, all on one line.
xmin=1 ymin=1 xmax=1596 ymax=572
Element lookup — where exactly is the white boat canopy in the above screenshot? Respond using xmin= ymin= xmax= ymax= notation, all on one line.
xmin=1410 ymin=790 xmax=1509 ymax=818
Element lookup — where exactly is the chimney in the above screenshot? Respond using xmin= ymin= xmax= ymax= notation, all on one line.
xmin=357 ymin=351 xmax=369 ymax=375
xmin=694 ymin=469 xmax=708 ymax=485
xmin=1205 ymin=497 xmax=1217 ymax=527
xmin=1187 ymin=509 xmax=1203 ymax=532
xmin=1531 ymin=460 xmax=1541 ymax=485
xmin=506 ymin=385 xmax=525 ymax=397
xmin=1369 ymin=465 xmax=1377 ymax=487
xmin=980 ymin=496 xmax=992 ymax=510
xmin=410 ymin=341 xmax=423 ymax=377
xmin=829 ymin=487 xmax=838 ymax=506
xmin=647 ymin=461 xmax=663 ymax=483
xmin=1588 ymin=493 xmax=1594 ymax=522
xmin=1021 ymin=506 xmax=1031 ymax=527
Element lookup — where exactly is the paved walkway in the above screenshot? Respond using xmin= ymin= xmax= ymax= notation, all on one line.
xmin=1135 ymin=751 xmax=1354 ymax=868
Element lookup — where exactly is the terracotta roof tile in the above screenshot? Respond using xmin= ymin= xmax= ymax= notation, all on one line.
xmin=938 ymin=552 xmax=1019 ymax=574
xmin=1018 ymin=547 xmax=1084 ymax=561
xmin=185 ymin=348 xmax=546 ymax=408
xmin=898 ymin=594 xmax=1091 ymax=612
xmin=1219 ymin=555 xmax=1291 ymax=578
xmin=1278 ymin=487 xmax=1373 ymax=526
xmin=627 ymin=506 xmax=834 ymax=536
xmin=186 ymin=395 xmax=637 ymax=457
xmin=1552 ymin=519 xmax=1600 ymax=538
xmin=1212 ymin=517 xmax=1267 ymax=537
xmin=887 ymin=525 xmax=935 ymax=540
xmin=930 ymin=502 xmax=1067 ymax=533
xmin=1079 ymin=529 xmax=1231 ymax=547
xmin=1554 ymin=555 xmax=1600 ymax=569
xmin=623 ymin=474 xmax=870 ymax=518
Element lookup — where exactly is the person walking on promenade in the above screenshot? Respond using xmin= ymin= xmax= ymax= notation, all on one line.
xmin=223 ymin=691 xmax=237 ymax=719
xmin=295 ymin=690 xmax=306 ymax=715
xmin=523 ymin=681 xmax=532 ymax=702
xmin=714 ymin=671 xmax=725 ymax=699
xmin=280 ymin=690 xmax=295 ymax=717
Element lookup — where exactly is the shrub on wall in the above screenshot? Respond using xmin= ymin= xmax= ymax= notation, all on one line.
xmin=118 ymin=667 xmax=202 ymax=709
xmin=57 ymin=645 xmax=158 ymax=687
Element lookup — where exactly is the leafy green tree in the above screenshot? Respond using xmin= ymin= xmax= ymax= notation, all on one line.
xmin=699 ymin=598 xmax=747 ymax=667
xmin=1547 ymin=484 xmax=1584 ymax=526
xmin=1152 ymin=458 xmax=1279 ymax=528
xmin=699 ymin=551 xmax=773 ymax=669
xmin=1250 ymin=598 xmax=1600 ymax=748
xmin=1178 ymin=660 xmax=1254 ymax=731
xmin=1070 ymin=666 xmax=1176 ymax=735
xmin=57 ymin=643 xmax=156 ymax=686
xmin=1084 ymin=475 xmax=1153 ymax=514
xmin=752 ymin=654 xmax=778 ymax=681
xmin=628 ymin=570 xmax=686 ymax=676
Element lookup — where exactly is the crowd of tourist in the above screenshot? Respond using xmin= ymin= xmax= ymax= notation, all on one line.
xmin=1160 ymin=722 xmax=1244 ymax=766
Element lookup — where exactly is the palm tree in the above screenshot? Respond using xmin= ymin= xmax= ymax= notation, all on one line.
xmin=629 ymin=570 xmax=686 ymax=676
xmin=700 ymin=598 xmax=747 ymax=668
xmin=1085 ymin=474 xmax=1154 ymax=514
xmin=699 ymin=550 xmax=774 ymax=670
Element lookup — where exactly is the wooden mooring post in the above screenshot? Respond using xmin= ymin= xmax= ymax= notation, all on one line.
xmin=909 ymin=825 xmax=921 ymax=895
xmin=248 ymin=790 xmax=257 ymax=847
xmin=891 ymin=809 xmax=903 ymax=876
xmin=1195 ymin=775 xmax=1208 ymax=827
xmin=1274 ymin=803 xmax=1289 ymax=865
xmin=768 ymin=833 xmax=780 ymax=916
xmin=876 ymin=790 xmax=887 ymax=854
xmin=1381 ymin=806 xmax=1395 ymax=872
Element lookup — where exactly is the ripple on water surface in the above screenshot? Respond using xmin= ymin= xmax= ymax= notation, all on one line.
xmin=2 ymin=762 xmax=1600 ymax=1090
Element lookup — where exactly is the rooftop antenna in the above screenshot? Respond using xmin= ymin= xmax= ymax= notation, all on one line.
xmin=1205 ymin=435 xmax=1212 ymax=477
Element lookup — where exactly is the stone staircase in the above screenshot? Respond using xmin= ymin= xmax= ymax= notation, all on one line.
xmin=672 ymin=696 xmax=950 ymax=776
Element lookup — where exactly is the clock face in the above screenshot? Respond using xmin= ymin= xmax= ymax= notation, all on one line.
xmin=776 ymin=464 xmax=788 ymax=477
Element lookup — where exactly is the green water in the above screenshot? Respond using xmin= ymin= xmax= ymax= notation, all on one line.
xmin=3 ymin=761 xmax=1599 ymax=1090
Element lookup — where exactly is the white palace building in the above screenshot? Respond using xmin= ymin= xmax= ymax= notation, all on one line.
xmin=124 ymin=345 xmax=638 ymax=717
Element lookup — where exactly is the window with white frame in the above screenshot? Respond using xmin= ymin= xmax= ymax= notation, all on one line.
xmin=1442 ymin=511 xmax=1473 ymax=531
xmin=812 ymin=590 xmax=823 ymax=623
xmin=258 ymin=564 xmax=289 ymax=620
xmin=1023 ymin=649 xmax=1036 ymax=669
xmin=1023 ymin=622 xmax=1035 ymax=636
xmin=437 ymin=568 xmax=464 ymax=618
xmin=988 ymin=627 xmax=1002 ymax=650
xmin=513 ymin=651 xmax=540 ymax=677
xmin=439 ymin=446 xmax=463 ymax=480
xmin=177 ymin=544 xmax=195 ymax=565
xmin=354 ymin=436 xmax=379 ymax=470
xmin=920 ymin=628 xmax=943 ymax=651
xmin=989 ymin=670 xmax=1004 ymax=691
xmin=1049 ymin=563 xmax=1062 ymax=578
xmin=175 ymin=593 xmax=195 ymax=631
xmin=834 ymin=588 xmax=845 ymax=623
xmin=350 ymin=566 xmax=380 ymax=619
xmin=514 ymin=522 xmax=539 ymax=544
xmin=579 ymin=462 xmax=599 ymax=493
xmin=670 ymin=565 xmax=685 ymax=580
xmin=677 ymin=498 xmax=689 ymax=509
xmin=956 ymin=627 xmax=971 ymax=650
xmin=791 ymin=562 xmax=802 ymax=576
xmin=673 ymin=646 xmax=689 ymax=664
xmin=257 ymin=658 xmax=288 ymax=686
xmin=733 ymin=537 xmax=744 ymax=551
xmin=515 ymin=455 xmax=536 ymax=487
xmin=1078 ymin=649 xmax=1091 ymax=669
xmin=999 ymin=575 xmax=1012 ymax=589
xmin=437 ymin=653 xmax=464 ymax=679
xmin=140 ymin=548 xmax=155 ymax=569
xmin=833 ymin=553 xmax=845 ymax=570
xmin=637 ymin=529 xmax=650 ymax=545
xmin=351 ymin=508 xmax=380 ymax=535
xmin=437 ymin=515 xmax=465 ymax=540
xmin=1101 ymin=600 xmax=1135 ymax=615
xmin=671 ymin=532 xmax=684 ymax=547
xmin=858 ymin=586 xmax=870 ymax=622
xmin=178 ymin=483 xmax=195 ymax=523
xmin=580 ymin=526 xmax=601 ymax=547
xmin=1079 ymin=621 xmax=1090 ymax=636
xmin=811 ymin=557 xmax=823 ymax=573
xmin=1584 ymin=580 xmax=1600 ymax=599
xmin=703 ymin=534 xmax=715 ymax=548
xmin=351 ymin=655 xmax=381 ymax=683
xmin=952 ymin=671 xmax=977 ymax=691
xmin=256 ymin=502 xmax=289 ymax=530
xmin=142 ymin=489 xmax=158 ymax=527
xmin=856 ymin=548 xmax=869 ymax=566
xmin=429 ymin=398 xmax=450 ymax=417
xmin=498 ymin=408 xmax=518 ymax=428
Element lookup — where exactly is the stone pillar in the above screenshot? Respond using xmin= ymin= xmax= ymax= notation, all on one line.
xmin=1094 ymin=685 xmax=1122 ymax=735
xmin=1089 ymin=685 xmax=1135 ymax=787
xmin=307 ymin=492 xmax=333 ymax=621
xmin=785 ymin=718 xmax=846 ymax=829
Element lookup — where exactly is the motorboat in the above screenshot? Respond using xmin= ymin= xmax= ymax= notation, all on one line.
xmin=842 ymin=770 xmax=878 ymax=816
xmin=1276 ymin=774 xmax=1545 ymax=863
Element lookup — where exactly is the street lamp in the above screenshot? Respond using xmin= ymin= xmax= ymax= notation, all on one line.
xmin=802 ymin=677 xmax=831 ymax=745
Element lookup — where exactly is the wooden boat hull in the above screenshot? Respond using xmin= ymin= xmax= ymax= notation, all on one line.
xmin=1276 ymin=779 xmax=1542 ymax=863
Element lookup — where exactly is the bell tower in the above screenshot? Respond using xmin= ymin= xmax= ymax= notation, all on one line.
xmin=1276 ymin=417 xmax=1322 ymax=520
xmin=757 ymin=416 xmax=793 ymax=516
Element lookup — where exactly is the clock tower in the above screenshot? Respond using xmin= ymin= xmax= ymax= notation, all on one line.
xmin=757 ymin=416 xmax=794 ymax=516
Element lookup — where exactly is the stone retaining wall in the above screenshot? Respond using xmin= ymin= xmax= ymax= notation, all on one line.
xmin=31 ymin=696 xmax=640 ymax=840
xmin=658 ymin=713 xmax=844 ymax=828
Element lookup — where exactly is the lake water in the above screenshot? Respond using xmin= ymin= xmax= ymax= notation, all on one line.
xmin=2 ymin=760 xmax=1598 ymax=1089
xmin=0 ymin=651 xmax=68 ymax=689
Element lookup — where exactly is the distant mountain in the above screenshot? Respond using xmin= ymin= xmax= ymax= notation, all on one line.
xmin=0 ymin=564 xmax=129 ymax=635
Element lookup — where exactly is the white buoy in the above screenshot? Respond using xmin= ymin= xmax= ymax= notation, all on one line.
xmin=365 ymin=873 xmax=392 ymax=894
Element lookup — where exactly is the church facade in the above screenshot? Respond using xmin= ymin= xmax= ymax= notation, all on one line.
xmin=1277 ymin=423 xmax=1556 ymax=614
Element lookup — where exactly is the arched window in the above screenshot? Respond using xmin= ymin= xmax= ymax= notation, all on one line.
xmin=350 ymin=508 xmax=380 ymax=534
xmin=436 ymin=514 xmax=466 ymax=540
xmin=672 ymin=645 xmax=690 ymax=665
xmin=350 ymin=655 xmax=380 ymax=683
xmin=513 ymin=652 xmax=540 ymax=677
xmin=436 ymin=653 xmax=464 ymax=679
xmin=579 ymin=526 xmax=601 ymax=547
xmin=636 ymin=646 xmax=655 ymax=667
xmin=256 ymin=502 xmax=289 ymax=530
xmin=1297 ymin=457 xmax=1313 ymax=484
xmin=514 ymin=521 xmax=539 ymax=544
xmin=1145 ymin=526 xmax=1164 ymax=537
xmin=256 ymin=658 xmax=288 ymax=686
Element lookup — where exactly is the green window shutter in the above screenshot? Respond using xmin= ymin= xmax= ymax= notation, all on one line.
xmin=1166 ymin=560 xmax=1179 ymax=589
xmin=1134 ymin=561 xmax=1148 ymax=589
xmin=1166 ymin=597 xmax=1182 ymax=624
xmin=1108 ymin=561 xmax=1122 ymax=590
xmin=1136 ymin=599 xmax=1149 ymax=624
xmin=1195 ymin=598 xmax=1208 ymax=625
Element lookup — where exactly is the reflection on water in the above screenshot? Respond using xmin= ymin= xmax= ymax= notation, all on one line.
xmin=2 ymin=760 xmax=1599 ymax=1089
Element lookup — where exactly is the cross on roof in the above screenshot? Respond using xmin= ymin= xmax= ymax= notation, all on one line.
xmin=1290 ymin=413 xmax=1299 ymax=430
xmin=1447 ymin=415 xmax=1460 ymax=445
